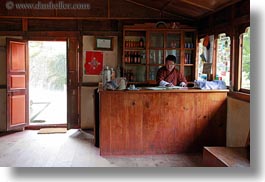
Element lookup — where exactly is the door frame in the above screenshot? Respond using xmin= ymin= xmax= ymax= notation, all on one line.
xmin=6 ymin=33 xmax=81 ymax=131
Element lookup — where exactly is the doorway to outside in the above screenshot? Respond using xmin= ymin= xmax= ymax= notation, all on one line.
xmin=28 ymin=41 xmax=67 ymax=125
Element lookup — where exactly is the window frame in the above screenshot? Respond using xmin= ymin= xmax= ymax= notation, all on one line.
xmin=238 ymin=27 xmax=250 ymax=93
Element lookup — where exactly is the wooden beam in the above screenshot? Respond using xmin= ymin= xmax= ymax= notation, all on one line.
xmin=0 ymin=15 xmax=192 ymax=21
xmin=22 ymin=18 xmax=28 ymax=32
xmin=108 ymin=0 xmax=111 ymax=18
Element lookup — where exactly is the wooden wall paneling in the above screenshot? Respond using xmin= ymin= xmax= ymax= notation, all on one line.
xmin=0 ymin=89 xmax=7 ymax=131
xmin=26 ymin=31 xmax=80 ymax=40
xmin=124 ymin=93 xmax=143 ymax=155
xmin=28 ymin=19 xmax=78 ymax=31
xmin=142 ymin=93 xmax=161 ymax=154
xmin=182 ymin=93 xmax=197 ymax=151
xmin=99 ymin=93 xmax=112 ymax=155
xmin=213 ymin=7 xmax=230 ymax=26
xmin=207 ymin=93 xmax=227 ymax=146
xmin=0 ymin=19 xmax=22 ymax=31
xmin=56 ymin=0 xmax=108 ymax=18
xmin=160 ymin=93 xmax=183 ymax=153
xmin=82 ymin=20 xmax=119 ymax=32
xmin=234 ymin=0 xmax=250 ymax=18
xmin=109 ymin=93 xmax=127 ymax=155
xmin=99 ymin=91 xmax=228 ymax=155
xmin=193 ymin=93 xmax=210 ymax=150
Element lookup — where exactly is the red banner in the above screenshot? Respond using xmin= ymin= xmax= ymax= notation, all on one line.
xmin=84 ymin=51 xmax=103 ymax=75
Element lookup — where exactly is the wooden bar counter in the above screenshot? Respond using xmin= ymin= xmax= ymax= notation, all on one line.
xmin=99 ymin=88 xmax=228 ymax=156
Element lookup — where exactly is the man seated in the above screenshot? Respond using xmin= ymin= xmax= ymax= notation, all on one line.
xmin=156 ymin=55 xmax=187 ymax=87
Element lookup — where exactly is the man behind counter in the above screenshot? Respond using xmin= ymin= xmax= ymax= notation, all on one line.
xmin=156 ymin=55 xmax=187 ymax=87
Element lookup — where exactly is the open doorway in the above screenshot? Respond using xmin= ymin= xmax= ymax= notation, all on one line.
xmin=28 ymin=41 xmax=67 ymax=125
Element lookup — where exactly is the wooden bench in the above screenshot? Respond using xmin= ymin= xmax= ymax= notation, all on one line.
xmin=203 ymin=147 xmax=250 ymax=167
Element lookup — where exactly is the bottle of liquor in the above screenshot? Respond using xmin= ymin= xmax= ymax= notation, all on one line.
xmin=139 ymin=38 xmax=144 ymax=48
xmin=134 ymin=52 xmax=137 ymax=64
xmin=137 ymin=51 xmax=141 ymax=64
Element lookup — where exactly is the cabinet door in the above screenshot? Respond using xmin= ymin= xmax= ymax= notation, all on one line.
xmin=166 ymin=33 xmax=181 ymax=49
xmin=123 ymin=30 xmax=146 ymax=84
xmin=148 ymin=32 xmax=164 ymax=83
xmin=150 ymin=32 xmax=164 ymax=48
xmin=183 ymin=32 xmax=196 ymax=82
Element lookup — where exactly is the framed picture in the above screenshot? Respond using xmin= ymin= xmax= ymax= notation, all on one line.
xmin=94 ymin=37 xmax=113 ymax=51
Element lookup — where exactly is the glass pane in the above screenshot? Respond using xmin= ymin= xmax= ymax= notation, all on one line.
xmin=184 ymin=50 xmax=195 ymax=64
xmin=150 ymin=32 xmax=164 ymax=48
xmin=166 ymin=33 xmax=180 ymax=48
xmin=216 ymin=34 xmax=231 ymax=86
xmin=124 ymin=65 xmax=146 ymax=82
xmin=241 ymin=28 xmax=250 ymax=90
xmin=124 ymin=51 xmax=145 ymax=64
xmin=165 ymin=50 xmax=180 ymax=64
xmin=125 ymin=36 xmax=145 ymax=48
xmin=198 ymin=35 xmax=214 ymax=79
xmin=139 ymin=50 xmax=146 ymax=64
xmin=125 ymin=31 xmax=146 ymax=48
xmin=150 ymin=50 xmax=163 ymax=64
xmin=184 ymin=66 xmax=193 ymax=82
xmin=149 ymin=66 xmax=162 ymax=81
xmin=184 ymin=32 xmax=195 ymax=48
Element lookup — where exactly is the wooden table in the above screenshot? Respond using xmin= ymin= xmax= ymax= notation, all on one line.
xmin=99 ymin=88 xmax=228 ymax=155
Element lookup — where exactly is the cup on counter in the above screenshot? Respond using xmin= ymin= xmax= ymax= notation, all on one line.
xmin=117 ymin=77 xmax=127 ymax=90
xmin=129 ymin=84 xmax=136 ymax=90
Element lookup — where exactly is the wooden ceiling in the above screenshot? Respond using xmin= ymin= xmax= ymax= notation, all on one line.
xmin=124 ymin=0 xmax=243 ymax=20
xmin=0 ymin=0 xmax=243 ymax=21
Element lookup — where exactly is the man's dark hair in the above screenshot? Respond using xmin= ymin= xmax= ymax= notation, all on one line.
xmin=165 ymin=55 xmax=176 ymax=63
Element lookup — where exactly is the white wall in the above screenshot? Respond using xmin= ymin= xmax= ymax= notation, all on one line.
xmin=0 ymin=89 xmax=6 ymax=131
xmin=81 ymin=35 xmax=118 ymax=129
xmin=81 ymin=86 xmax=97 ymax=129
xmin=226 ymin=97 xmax=250 ymax=147
xmin=82 ymin=36 xmax=118 ymax=83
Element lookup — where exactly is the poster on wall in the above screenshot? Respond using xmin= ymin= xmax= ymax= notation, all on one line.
xmin=84 ymin=51 xmax=103 ymax=75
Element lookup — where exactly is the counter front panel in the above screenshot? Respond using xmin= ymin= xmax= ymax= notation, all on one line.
xmin=99 ymin=89 xmax=227 ymax=155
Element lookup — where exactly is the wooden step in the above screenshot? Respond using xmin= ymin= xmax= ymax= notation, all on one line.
xmin=203 ymin=147 xmax=250 ymax=167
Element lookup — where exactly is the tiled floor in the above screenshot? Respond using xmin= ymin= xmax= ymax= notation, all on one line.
xmin=0 ymin=129 xmax=202 ymax=167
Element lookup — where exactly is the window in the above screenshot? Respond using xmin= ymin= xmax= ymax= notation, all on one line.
xmin=239 ymin=27 xmax=250 ymax=91
xmin=216 ymin=33 xmax=231 ymax=86
xmin=197 ymin=35 xmax=214 ymax=79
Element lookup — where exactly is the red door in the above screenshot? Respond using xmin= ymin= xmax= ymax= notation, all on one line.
xmin=6 ymin=39 xmax=29 ymax=131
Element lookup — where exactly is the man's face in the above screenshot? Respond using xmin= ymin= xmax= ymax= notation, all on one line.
xmin=166 ymin=60 xmax=175 ymax=72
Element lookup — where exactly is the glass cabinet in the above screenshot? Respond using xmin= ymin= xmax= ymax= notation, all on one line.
xmin=123 ymin=26 xmax=197 ymax=85
xmin=123 ymin=30 xmax=147 ymax=83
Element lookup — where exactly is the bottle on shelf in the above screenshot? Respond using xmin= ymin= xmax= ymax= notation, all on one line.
xmin=137 ymin=51 xmax=141 ymax=64
xmin=139 ymin=38 xmax=144 ymax=48
xmin=134 ymin=51 xmax=138 ymax=64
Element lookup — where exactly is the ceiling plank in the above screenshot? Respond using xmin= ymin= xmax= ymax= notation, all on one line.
xmin=180 ymin=0 xmax=215 ymax=11
xmin=161 ymin=0 xmax=174 ymax=11
xmin=124 ymin=0 xmax=187 ymax=19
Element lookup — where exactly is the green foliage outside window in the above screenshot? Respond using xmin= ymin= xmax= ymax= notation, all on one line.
xmin=241 ymin=27 xmax=250 ymax=90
